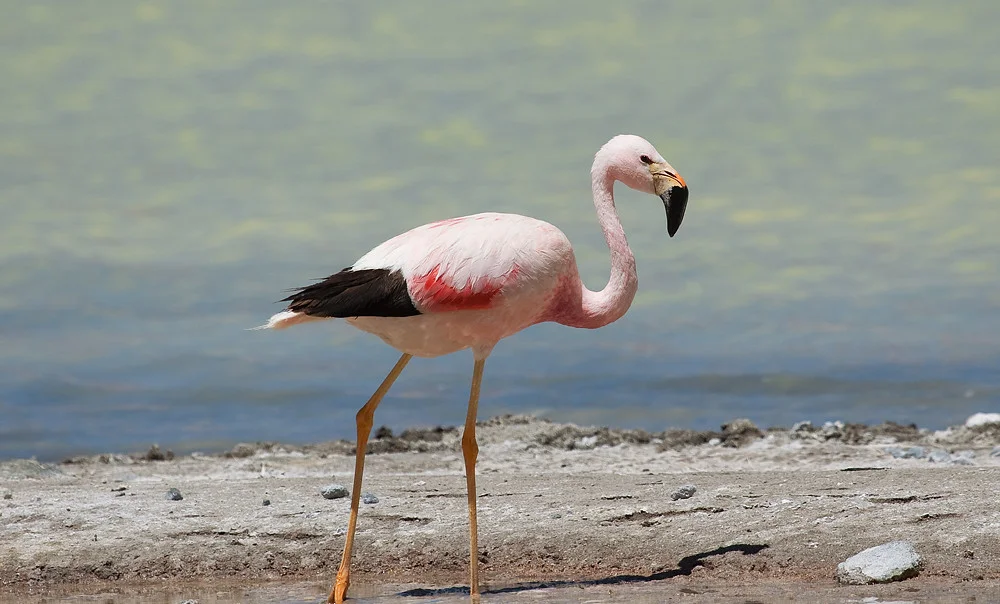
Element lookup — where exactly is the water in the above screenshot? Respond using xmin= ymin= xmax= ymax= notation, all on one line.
xmin=2 ymin=1 xmax=999 ymax=460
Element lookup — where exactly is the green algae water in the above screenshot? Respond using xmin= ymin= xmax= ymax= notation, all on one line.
xmin=2 ymin=1 xmax=999 ymax=459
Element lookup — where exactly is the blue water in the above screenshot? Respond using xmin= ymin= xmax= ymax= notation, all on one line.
xmin=2 ymin=1 xmax=999 ymax=460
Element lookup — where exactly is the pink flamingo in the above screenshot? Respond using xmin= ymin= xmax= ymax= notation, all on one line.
xmin=256 ymin=134 xmax=688 ymax=603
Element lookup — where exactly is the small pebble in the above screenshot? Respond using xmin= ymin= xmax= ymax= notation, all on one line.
xmin=321 ymin=484 xmax=349 ymax=500
xmin=2 ymin=492 xmax=11 ymax=500
xmin=165 ymin=488 xmax=183 ymax=501
xmin=362 ymin=493 xmax=379 ymax=505
xmin=670 ymin=484 xmax=697 ymax=501
xmin=262 ymin=499 xmax=271 ymax=506
xmin=927 ymin=450 xmax=951 ymax=463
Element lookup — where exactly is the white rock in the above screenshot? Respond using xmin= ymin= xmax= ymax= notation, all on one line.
xmin=965 ymin=412 xmax=1000 ymax=428
xmin=835 ymin=541 xmax=922 ymax=585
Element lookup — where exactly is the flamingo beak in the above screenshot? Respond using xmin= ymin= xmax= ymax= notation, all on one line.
xmin=652 ymin=168 xmax=688 ymax=238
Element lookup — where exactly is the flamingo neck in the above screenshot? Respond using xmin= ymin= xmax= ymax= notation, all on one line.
xmin=563 ymin=164 xmax=638 ymax=329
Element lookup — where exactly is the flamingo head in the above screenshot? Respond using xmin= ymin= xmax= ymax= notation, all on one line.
xmin=596 ymin=134 xmax=689 ymax=237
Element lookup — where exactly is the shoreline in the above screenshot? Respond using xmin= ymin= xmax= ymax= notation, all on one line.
xmin=2 ymin=415 xmax=999 ymax=601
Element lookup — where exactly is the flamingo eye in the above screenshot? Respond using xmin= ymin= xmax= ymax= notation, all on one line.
xmin=640 ymin=155 xmax=653 ymax=165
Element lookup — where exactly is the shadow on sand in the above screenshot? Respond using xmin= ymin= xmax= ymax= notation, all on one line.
xmin=398 ymin=543 xmax=770 ymax=598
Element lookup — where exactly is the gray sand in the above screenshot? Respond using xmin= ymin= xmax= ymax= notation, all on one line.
xmin=2 ymin=416 xmax=999 ymax=602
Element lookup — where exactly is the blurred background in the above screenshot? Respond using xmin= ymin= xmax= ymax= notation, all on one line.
xmin=2 ymin=1 xmax=998 ymax=460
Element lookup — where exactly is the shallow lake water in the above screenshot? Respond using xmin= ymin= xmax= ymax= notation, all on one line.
xmin=2 ymin=1 xmax=999 ymax=460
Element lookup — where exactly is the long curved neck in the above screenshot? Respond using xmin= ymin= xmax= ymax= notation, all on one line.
xmin=564 ymin=164 xmax=638 ymax=329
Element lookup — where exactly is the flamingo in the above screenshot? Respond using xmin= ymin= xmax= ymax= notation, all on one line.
xmin=255 ymin=134 xmax=688 ymax=603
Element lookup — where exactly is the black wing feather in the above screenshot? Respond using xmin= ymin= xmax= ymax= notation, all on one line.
xmin=282 ymin=268 xmax=420 ymax=318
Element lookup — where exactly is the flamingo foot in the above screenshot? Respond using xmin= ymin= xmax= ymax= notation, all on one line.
xmin=329 ymin=571 xmax=349 ymax=604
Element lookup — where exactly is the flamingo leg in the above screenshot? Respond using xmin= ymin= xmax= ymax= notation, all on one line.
xmin=462 ymin=358 xmax=486 ymax=601
xmin=330 ymin=352 xmax=412 ymax=604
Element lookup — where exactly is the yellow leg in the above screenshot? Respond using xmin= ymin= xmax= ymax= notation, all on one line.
xmin=329 ymin=352 xmax=412 ymax=604
xmin=462 ymin=358 xmax=485 ymax=601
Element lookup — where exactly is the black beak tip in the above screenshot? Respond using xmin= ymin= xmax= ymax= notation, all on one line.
xmin=663 ymin=185 xmax=689 ymax=238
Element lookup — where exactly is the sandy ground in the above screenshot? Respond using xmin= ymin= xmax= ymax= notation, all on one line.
xmin=2 ymin=416 xmax=1000 ymax=603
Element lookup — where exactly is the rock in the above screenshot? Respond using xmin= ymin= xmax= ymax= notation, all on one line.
xmin=2 ymin=492 xmax=11 ymax=500
xmin=835 ymin=541 xmax=922 ymax=585
xmin=991 ymin=446 xmax=1000 ymax=458
xmin=670 ymin=484 xmax=697 ymax=501
xmin=362 ymin=493 xmax=379 ymax=504
xmin=707 ymin=438 xmax=721 ymax=446
xmin=720 ymin=418 xmax=764 ymax=447
xmin=883 ymin=446 xmax=904 ymax=459
xmin=951 ymin=450 xmax=975 ymax=466
xmin=321 ymin=484 xmax=349 ymax=500
xmin=165 ymin=488 xmax=183 ymax=501
xmin=143 ymin=444 xmax=174 ymax=461
xmin=965 ymin=412 xmax=1000 ymax=428
xmin=262 ymin=499 xmax=271 ymax=506
xmin=885 ymin=446 xmax=925 ymax=459
xmin=226 ymin=443 xmax=257 ymax=458
xmin=927 ymin=450 xmax=951 ymax=463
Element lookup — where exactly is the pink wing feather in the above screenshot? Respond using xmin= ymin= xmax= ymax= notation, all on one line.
xmin=352 ymin=213 xmax=562 ymax=313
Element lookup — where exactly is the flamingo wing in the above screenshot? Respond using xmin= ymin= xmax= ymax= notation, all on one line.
xmin=354 ymin=212 xmax=562 ymax=313
xmin=280 ymin=212 xmax=565 ymax=319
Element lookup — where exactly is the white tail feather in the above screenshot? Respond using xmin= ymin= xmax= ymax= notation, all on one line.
xmin=248 ymin=310 xmax=327 ymax=331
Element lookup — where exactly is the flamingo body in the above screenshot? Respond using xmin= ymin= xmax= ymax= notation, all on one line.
xmin=266 ymin=212 xmax=580 ymax=358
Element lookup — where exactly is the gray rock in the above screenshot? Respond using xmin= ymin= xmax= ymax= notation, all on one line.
xmin=262 ymin=499 xmax=271 ymax=506
xmin=670 ymin=484 xmax=697 ymax=501
xmin=821 ymin=420 xmax=845 ymax=439
xmin=927 ymin=450 xmax=951 ymax=463
xmin=165 ymin=488 xmax=183 ymax=501
xmin=883 ymin=446 xmax=905 ymax=459
xmin=990 ymin=445 xmax=1000 ymax=458
xmin=835 ymin=540 xmax=922 ymax=585
xmin=2 ymin=492 xmax=11 ymax=500
xmin=321 ymin=484 xmax=349 ymax=500
xmin=951 ymin=457 xmax=975 ymax=466
xmin=885 ymin=446 xmax=925 ymax=459
xmin=362 ymin=493 xmax=379 ymax=504
xmin=954 ymin=449 xmax=975 ymax=459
